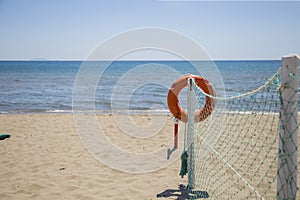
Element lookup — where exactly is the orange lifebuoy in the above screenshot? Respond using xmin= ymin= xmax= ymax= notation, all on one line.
xmin=167 ymin=75 xmax=215 ymax=123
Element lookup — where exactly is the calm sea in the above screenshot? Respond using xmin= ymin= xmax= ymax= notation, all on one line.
xmin=0 ymin=60 xmax=281 ymax=114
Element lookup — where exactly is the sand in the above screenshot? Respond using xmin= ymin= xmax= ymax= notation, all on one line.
xmin=0 ymin=113 xmax=299 ymax=199
xmin=0 ymin=114 xmax=186 ymax=200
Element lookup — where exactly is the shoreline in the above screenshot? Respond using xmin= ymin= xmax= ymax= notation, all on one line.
xmin=0 ymin=110 xmax=171 ymax=115
xmin=0 ymin=110 xmax=286 ymax=116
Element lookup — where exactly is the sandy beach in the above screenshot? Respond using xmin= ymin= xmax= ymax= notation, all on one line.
xmin=0 ymin=114 xmax=188 ymax=200
xmin=1 ymin=0 xmax=299 ymax=198
xmin=0 ymin=113 xmax=299 ymax=199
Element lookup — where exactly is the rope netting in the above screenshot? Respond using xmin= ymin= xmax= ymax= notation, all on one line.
xmin=185 ymin=56 xmax=299 ymax=199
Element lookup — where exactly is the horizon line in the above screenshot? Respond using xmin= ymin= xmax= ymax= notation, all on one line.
xmin=0 ymin=58 xmax=281 ymax=62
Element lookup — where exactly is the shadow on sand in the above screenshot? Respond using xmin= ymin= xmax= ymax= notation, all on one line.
xmin=167 ymin=147 xmax=177 ymax=160
xmin=156 ymin=184 xmax=209 ymax=200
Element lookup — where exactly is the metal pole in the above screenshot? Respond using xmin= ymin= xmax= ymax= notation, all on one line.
xmin=174 ymin=118 xmax=179 ymax=149
xmin=187 ymin=77 xmax=195 ymax=189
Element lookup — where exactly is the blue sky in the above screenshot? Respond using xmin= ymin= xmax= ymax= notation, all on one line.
xmin=0 ymin=0 xmax=299 ymax=60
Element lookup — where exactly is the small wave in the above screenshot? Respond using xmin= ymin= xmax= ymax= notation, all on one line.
xmin=112 ymin=109 xmax=170 ymax=115
xmin=46 ymin=110 xmax=73 ymax=113
xmin=225 ymin=110 xmax=279 ymax=115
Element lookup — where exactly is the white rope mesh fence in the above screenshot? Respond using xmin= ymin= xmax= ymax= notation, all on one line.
xmin=184 ymin=55 xmax=299 ymax=199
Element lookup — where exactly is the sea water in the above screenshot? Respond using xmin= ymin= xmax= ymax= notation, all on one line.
xmin=0 ymin=60 xmax=281 ymax=114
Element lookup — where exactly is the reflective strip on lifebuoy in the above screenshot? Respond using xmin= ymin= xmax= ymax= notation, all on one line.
xmin=167 ymin=75 xmax=215 ymax=123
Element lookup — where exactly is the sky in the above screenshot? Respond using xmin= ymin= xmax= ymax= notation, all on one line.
xmin=0 ymin=0 xmax=299 ymax=60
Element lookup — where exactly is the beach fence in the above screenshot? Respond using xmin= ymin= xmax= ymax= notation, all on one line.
xmin=168 ymin=54 xmax=299 ymax=199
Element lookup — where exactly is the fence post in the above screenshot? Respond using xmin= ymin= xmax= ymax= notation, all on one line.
xmin=187 ymin=77 xmax=195 ymax=190
xmin=277 ymin=54 xmax=299 ymax=199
